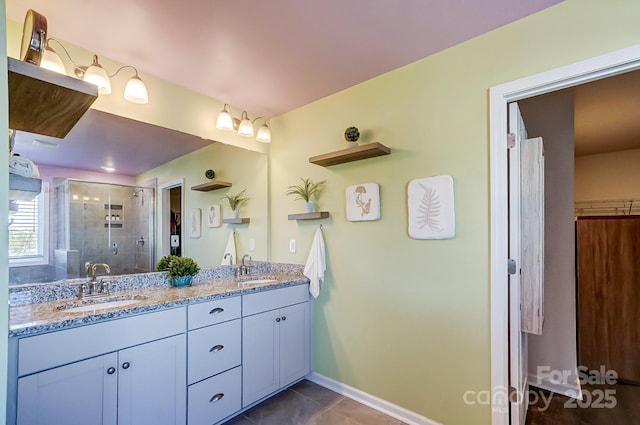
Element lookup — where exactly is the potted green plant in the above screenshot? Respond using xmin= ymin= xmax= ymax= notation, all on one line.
xmin=344 ymin=126 xmax=360 ymax=148
xmin=285 ymin=177 xmax=326 ymax=213
xmin=166 ymin=256 xmax=200 ymax=287
xmin=223 ymin=188 xmax=249 ymax=218
xmin=156 ymin=255 xmax=178 ymax=272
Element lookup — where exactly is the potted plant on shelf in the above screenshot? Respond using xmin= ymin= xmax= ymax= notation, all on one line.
xmin=286 ymin=177 xmax=326 ymax=213
xmin=223 ymin=188 xmax=249 ymax=218
xmin=165 ymin=256 xmax=200 ymax=287
xmin=344 ymin=126 xmax=360 ymax=148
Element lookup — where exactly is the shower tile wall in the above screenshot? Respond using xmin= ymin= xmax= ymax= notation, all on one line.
xmin=62 ymin=181 xmax=153 ymax=277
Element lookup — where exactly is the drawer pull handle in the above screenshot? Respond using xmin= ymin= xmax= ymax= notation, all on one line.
xmin=281 ymin=316 xmax=287 ymax=321
xmin=275 ymin=317 xmax=281 ymax=323
xmin=209 ymin=393 xmax=224 ymax=402
xmin=209 ymin=344 xmax=224 ymax=352
xmin=209 ymin=307 xmax=224 ymax=315
xmin=107 ymin=367 xmax=116 ymax=375
xmin=122 ymin=362 xmax=130 ymax=370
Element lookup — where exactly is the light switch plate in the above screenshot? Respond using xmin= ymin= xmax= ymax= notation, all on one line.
xmin=289 ymin=239 xmax=296 ymax=253
xmin=249 ymin=238 xmax=256 ymax=251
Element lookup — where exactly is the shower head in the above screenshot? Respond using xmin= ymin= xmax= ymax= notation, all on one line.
xmin=132 ymin=189 xmax=143 ymax=197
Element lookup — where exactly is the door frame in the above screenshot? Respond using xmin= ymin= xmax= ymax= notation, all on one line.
xmin=489 ymin=44 xmax=640 ymax=425
xmin=157 ymin=178 xmax=184 ymax=259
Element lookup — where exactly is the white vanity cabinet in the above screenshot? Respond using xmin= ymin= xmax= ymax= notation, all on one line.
xmin=242 ymin=285 xmax=311 ymax=407
xmin=187 ymin=297 xmax=242 ymax=425
xmin=12 ymin=308 xmax=187 ymax=425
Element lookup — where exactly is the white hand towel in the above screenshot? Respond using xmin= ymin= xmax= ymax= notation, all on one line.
xmin=304 ymin=227 xmax=326 ymax=299
xmin=9 ymin=156 xmax=36 ymax=177
xmin=221 ymin=231 xmax=237 ymax=265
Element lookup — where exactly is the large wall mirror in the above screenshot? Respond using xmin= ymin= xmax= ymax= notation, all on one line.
xmin=9 ymin=109 xmax=268 ymax=286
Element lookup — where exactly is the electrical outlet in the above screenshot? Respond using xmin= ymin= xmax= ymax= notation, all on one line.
xmin=289 ymin=239 xmax=296 ymax=253
xmin=249 ymin=238 xmax=256 ymax=251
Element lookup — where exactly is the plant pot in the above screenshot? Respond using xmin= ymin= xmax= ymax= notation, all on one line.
xmin=233 ymin=209 xmax=240 ymax=219
xmin=304 ymin=202 xmax=315 ymax=213
xmin=346 ymin=141 xmax=358 ymax=148
xmin=172 ymin=275 xmax=193 ymax=287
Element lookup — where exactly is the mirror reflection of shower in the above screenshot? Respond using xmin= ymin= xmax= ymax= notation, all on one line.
xmin=54 ymin=180 xmax=155 ymax=279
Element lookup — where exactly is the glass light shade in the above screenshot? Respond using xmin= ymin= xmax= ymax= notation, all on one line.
xmin=83 ymin=56 xmax=111 ymax=95
xmin=216 ymin=107 xmax=234 ymax=131
xmin=124 ymin=75 xmax=149 ymax=104
xmin=256 ymin=124 xmax=271 ymax=143
xmin=238 ymin=112 xmax=254 ymax=137
xmin=41 ymin=47 xmax=66 ymax=74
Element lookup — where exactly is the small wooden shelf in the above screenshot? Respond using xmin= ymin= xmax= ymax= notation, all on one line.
xmin=309 ymin=142 xmax=391 ymax=167
xmin=288 ymin=212 xmax=330 ymax=220
xmin=223 ymin=218 xmax=250 ymax=224
xmin=8 ymin=57 xmax=98 ymax=138
xmin=9 ymin=174 xmax=42 ymax=202
xmin=191 ymin=180 xmax=233 ymax=192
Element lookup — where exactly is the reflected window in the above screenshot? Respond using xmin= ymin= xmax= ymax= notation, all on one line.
xmin=9 ymin=183 xmax=49 ymax=266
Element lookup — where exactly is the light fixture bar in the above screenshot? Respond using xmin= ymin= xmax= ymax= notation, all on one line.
xmin=215 ymin=104 xmax=272 ymax=143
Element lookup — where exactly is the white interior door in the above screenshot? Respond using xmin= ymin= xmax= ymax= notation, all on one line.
xmin=508 ymin=102 xmax=529 ymax=425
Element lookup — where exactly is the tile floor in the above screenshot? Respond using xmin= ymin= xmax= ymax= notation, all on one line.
xmin=222 ymin=380 xmax=406 ymax=425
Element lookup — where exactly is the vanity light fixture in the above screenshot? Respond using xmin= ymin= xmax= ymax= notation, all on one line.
xmin=40 ymin=38 xmax=149 ymax=104
xmin=215 ymin=104 xmax=272 ymax=143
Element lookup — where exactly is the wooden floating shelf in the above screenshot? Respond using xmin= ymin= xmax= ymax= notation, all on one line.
xmin=191 ymin=180 xmax=233 ymax=192
xmin=8 ymin=57 xmax=98 ymax=138
xmin=9 ymin=174 xmax=42 ymax=202
xmin=288 ymin=212 xmax=330 ymax=220
xmin=223 ymin=218 xmax=250 ymax=224
xmin=309 ymin=142 xmax=391 ymax=167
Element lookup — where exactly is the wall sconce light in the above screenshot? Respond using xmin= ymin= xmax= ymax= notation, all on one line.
xmin=40 ymin=38 xmax=149 ymax=104
xmin=215 ymin=104 xmax=271 ymax=143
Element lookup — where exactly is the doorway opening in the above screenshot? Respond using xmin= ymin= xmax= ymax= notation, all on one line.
xmin=158 ymin=179 xmax=184 ymax=259
xmin=489 ymin=45 xmax=640 ymax=425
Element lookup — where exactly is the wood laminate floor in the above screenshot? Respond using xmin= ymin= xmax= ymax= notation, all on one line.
xmin=526 ymin=383 xmax=640 ymax=425
xmin=222 ymin=380 xmax=405 ymax=425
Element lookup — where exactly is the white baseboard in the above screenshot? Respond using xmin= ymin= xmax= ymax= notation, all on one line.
xmin=528 ymin=373 xmax=582 ymax=399
xmin=306 ymin=372 xmax=442 ymax=425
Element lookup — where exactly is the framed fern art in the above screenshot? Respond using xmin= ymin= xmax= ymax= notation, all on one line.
xmin=407 ymin=175 xmax=455 ymax=239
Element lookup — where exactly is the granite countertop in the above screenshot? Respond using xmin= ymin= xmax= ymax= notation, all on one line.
xmin=10 ymin=273 xmax=309 ymax=338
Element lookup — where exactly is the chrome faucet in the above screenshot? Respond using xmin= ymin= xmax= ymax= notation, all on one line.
xmin=241 ymin=254 xmax=252 ymax=276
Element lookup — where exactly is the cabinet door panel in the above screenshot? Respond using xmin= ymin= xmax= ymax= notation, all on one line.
xmin=279 ymin=302 xmax=310 ymax=387
xmin=118 ymin=334 xmax=186 ymax=425
xmin=242 ymin=310 xmax=280 ymax=407
xmin=17 ymin=353 xmax=118 ymax=425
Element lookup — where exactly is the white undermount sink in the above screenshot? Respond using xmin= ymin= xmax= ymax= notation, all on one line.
xmin=240 ymin=278 xmax=278 ymax=284
xmin=56 ymin=295 xmax=147 ymax=313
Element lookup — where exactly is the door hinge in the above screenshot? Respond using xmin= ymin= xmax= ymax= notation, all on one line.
xmin=508 ymin=259 xmax=517 ymax=275
xmin=507 ymin=133 xmax=516 ymax=149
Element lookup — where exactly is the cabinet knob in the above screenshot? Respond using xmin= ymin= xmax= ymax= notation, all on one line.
xmin=275 ymin=317 xmax=281 ymax=323
xmin=209 ymin=344 xmax=224 ymax=353
xmin=122 ymin=362 xmax=131 ymax=370
xmin=281 ymin=316 xmax=287 ymax=321
xmin=209 ymin=307 xmax=224 ymax=315
xmin=209 ymin=393 xmax=224 ymax=403
xmin=107 ymin=367 xmax=116 ymax=375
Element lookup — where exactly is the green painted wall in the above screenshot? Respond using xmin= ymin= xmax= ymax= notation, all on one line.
xmin=0 ymin=0 xmax=9 ymax=421
xmin=137 ymin=142 xmax=268 ymax=267
xmin=268 ymin=1 xmax=640 ymax=423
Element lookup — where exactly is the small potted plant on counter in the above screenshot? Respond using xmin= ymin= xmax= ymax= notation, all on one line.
xmin=223 ymin=188 xmax=249 ymax=218
xmin=156 ymin=255 xmax=178 ymax=272
xmin=286 ymin=177 xmax=326 ymax=213
xmin=166 ymin=256 xmax=200 ymax=287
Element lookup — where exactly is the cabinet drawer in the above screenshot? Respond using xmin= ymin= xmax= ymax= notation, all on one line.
xmin=188 ymin=297 xmax=241 ymax=330
xmin=18 ymin=307 xmax=186 ymax=376
xmin=188 ymin=366 xmax=241 ymax=425
xmin=188 ymin=319 xmax=241 ymax=384
xmin=243 ymin=284 xmax=309 ymax=317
